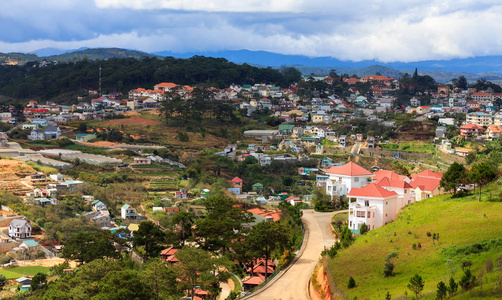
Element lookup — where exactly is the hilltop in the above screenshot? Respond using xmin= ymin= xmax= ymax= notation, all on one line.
xmin=0 ymin=48 xmax=154 ymax=65
xmin=328 ymin=184 xmax=502 ymax=299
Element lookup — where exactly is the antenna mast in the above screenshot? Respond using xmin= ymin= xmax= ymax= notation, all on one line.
xmin=99 ymin=65 xmax=102 ymax=96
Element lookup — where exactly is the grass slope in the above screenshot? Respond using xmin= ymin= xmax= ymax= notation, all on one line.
xmin=329 ymin=184 xmax=502 ymax=299
xmin=0 ymin=266 xmax=50 ymax=279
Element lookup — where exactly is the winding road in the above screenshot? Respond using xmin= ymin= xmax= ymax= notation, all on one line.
xmin=246 ymin=209 xmax=342 ymax=300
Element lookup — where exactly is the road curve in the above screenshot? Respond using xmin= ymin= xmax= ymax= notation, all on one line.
xmin=249 ymin=209 xmax=338 ymax=300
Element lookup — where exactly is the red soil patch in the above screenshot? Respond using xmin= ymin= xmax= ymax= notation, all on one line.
xmin=101 ymin=116 xmax=162 ymax=126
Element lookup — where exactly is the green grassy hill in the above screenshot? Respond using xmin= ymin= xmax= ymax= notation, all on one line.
xmin=328 ymin=183 xmax=502 ymax=299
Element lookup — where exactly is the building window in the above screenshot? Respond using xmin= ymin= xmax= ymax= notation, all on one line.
xmin=386 ymin=201 xmax=388 ymax=205
xmin=385 ymin=214 xmax=387 ymax=217
xmin=354 ymin=177 xmax=359 ymax=182
xmin=364 ymin=200 xmax=369 ymax=207
xmin=367 ymin=211 xmax=371 ymax=218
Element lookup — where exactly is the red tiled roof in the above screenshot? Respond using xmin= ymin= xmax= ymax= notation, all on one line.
xmin=413 ymin=170 xmax=443 ymax=179
xmin=373 ymin=170 xmax=407 ymax=181
xmin=460 ymin=124 xmax=484 ymax=130
xmin=243 ymin=274 xmax=265 ymax=285
xmin=488 ymin=125 xmax=502 ymax=133
xmin=375 ymin=177 xmax=413 ymax=189
xmin=155 ymin=82 xmax=178 ymax=88
xmin=160 ymin=246 xmax=178 ymax=256
xmin=326 ymin=162 xmax=373 ymax=176
xmin=232 ymin=177 xmax=243 ymax=183
xmin=409 ymin=176 xmax=441 ymax=192
xmin=348 ymin=183 xmax=397 ymax=198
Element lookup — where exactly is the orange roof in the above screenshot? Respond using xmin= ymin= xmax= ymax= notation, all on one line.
xmin=409 ymin=176 xmax=441 ymax=192
xmin=348 ymin=183 xmax=397 ymax=198
xmin=232 ymin=177 xmax=243 ymax=183
xmin=361 ymin=75 xmax=390 ymax=81
xmin=155 ymin=82 xmax=178 ymax=88
xmin=263 ymin=211 xmax=281 ymax=222
xmin=460 ymin=124 xmax=484 ymax=130
xmin=247 ymin=208 xmax=266 ymax=215
xmin=160 ymin=246 xmax=178 ymax=256
xmin=326 ymin=162 xmax=373 ymax=176
xmin=375 ymin=177 xmax=413 ymax=189
xmin=373 ymin=170 xmax=407 ymax=181
xmin=488 ymin=125 xmax=502 ymax=133
xmin=243 ymin=274 xmax=265 ymax=285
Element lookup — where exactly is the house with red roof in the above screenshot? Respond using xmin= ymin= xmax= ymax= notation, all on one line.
xmin=344 ymin=78 xmax=360 ymax=85
xmin=486 ymin=125 xmax=502 ymax=139
xmin=160 ymin=246 xmax=179 ymax=264
xmin=347 ymin=183 xmax=398 ymax=232
xmin=325 ymin=162 xmax=374 ymax=197
xmin=230 ymin=177 xmax=243 ymax=192
xmin=154 ymin=82 xmax=179 ymax=92
xmin=409 ymin=176 xmax=443 ymax=201
xmin=375 ymin=177 xmax=415 ymax=208
xmin=460 ymin=124 xmax=484 ymax=137
xmin=243 ymin=274 xmax=265 ymax=291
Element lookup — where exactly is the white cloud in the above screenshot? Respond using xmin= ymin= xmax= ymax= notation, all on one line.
xmin=1 ymin=0 xmax=502 ymax=62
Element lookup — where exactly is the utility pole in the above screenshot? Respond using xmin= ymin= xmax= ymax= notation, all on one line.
xmin=99 ymin=64 xmax=102 ymax=96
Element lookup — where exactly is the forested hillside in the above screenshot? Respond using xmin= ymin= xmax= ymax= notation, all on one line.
xmin=0 ymin=56 xmax=301 ymax=103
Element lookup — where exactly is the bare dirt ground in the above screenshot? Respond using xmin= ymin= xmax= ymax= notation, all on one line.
xmin=100 ymin=116 xmax=163 ymax=126
xmin=16 ymin=258 xmax=77 ymax=268
xmin=77 ymin=140 xmax=126 ymax=148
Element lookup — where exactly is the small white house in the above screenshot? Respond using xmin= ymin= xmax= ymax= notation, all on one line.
xmin=8 ymin=219 xmax=32 ymax=239
xmin=28 ymin=130 xmax=45 ymax=141
xmin=121 ymin=204 xmax=141 ymax=219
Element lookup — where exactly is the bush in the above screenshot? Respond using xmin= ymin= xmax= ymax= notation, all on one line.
xmin=176 ymin=132 xmax=189 ymax=142
xmin=384 ymin=262 xmax=394 ymax=277
xmin=347 ymin=277 xmax=356 ymax=289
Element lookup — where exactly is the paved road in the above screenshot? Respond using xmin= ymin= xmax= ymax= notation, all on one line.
xmin=250 ymin=209 xmax=339 ymax=300
xmin=351 ymin=142 xmax=362 ymax=155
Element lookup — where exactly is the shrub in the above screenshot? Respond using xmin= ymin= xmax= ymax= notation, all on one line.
xmin=384 ymin=262 xmax=394 ymax=278
xmin=360 ymin=223 xmax=368 ymax=235
xmin=348 ymin=277 xmax=356 ymax=289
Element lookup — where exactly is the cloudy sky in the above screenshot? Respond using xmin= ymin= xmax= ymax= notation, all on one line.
xmin=1 ymin=0 xmax=501 ymax=62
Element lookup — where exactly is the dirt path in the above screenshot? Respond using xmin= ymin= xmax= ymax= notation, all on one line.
xmin=247 ymin=209 xmax=339 ymax=300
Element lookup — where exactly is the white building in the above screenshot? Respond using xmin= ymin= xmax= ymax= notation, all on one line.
xmin=374 ymin=177 xmax=415 ymax=208
xmin=8 ymin=219 xmax=32 ymax=239
xmin=325 ymin=162 xmax=374 ymax=198
xmin=347 ymin=183 xmax=398 ymax=232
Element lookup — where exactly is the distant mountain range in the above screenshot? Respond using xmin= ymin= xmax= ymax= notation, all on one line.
xmin=5 ymin=47 xmax=502 ymax=83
